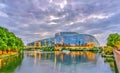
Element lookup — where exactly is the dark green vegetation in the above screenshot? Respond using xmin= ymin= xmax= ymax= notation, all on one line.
xmin=39 ymin=47 xmax=55 ymax=51
xmin=26 ymin=47 xmax=102 ymax=52
xmin=0 ymin=54 xmax=23 ymax=73
xmin=102 ymin=33 xmax=120 ymax=62
xmin=61 ymin=47 xmax=102 ymax=51
xmin=100 ymin=33 xmax=120 ymax=73
xmin=0 ymin=26 xmax=24 ymax=54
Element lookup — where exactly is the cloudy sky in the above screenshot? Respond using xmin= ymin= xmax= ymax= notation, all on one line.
xmin=0 ymin=0 xmax=120 ymax=46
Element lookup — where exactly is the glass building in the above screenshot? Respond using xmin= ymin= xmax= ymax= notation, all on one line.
xmin=55 ymin=32 xmax=99 ymax=48
xmin=27 ymin=37 xmax=54 ymax=47
xmin=40 ymin=37 xmax=54 ymax=47
xmin=27 ymin=32 xmax=100 ymax=48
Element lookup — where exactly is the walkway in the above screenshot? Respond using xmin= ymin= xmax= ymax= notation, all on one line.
xmin=113 ymin=50 xmax=120 ymax=73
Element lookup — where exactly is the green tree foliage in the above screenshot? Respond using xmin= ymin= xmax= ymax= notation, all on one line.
xmin=107 ymin=33 xmax=120 ymax=49
xmin=0 ymin=26 xmax=24 ymax=53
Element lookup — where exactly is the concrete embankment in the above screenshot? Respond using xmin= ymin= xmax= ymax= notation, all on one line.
xmin=113 ymin=50 xmax=120 ymax=73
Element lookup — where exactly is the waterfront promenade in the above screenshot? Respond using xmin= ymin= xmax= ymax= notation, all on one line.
xmin=113 ymin=50 xmax=120 ymax=73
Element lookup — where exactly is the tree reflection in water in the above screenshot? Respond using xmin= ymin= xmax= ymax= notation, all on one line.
xmin=104 ymin=58 xmax=119 ymax=73
xmin=0 ymin=54 xmax=23 ymax=73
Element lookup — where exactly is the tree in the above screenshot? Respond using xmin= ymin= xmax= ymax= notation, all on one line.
xmin=107 ymin=33 xmax=120 ymax=49
xmin=0 ymin=38 xmax=8 ymax=54
xmin=0 ymin=26 xmax=24 ymax=54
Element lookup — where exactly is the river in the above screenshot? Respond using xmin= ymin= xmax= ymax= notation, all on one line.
xmin=0 ymin=51 xmax=118 ymax=73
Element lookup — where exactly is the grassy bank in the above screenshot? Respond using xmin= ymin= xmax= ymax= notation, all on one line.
xmin=61 ymin=47 xmax=102 ymax=52
xmin=0 ymin=50 xmax=23 ymax=59
xmin=101 ymin=46 xmax=113 ymax=57
xmin=101 ymin=46 xmax=115 ymax=62
xmin=24 ymin=47 xmax=102 ymax=52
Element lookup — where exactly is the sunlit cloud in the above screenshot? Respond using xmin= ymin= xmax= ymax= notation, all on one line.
xmin=42 ymin=32 xmax=50 ymax=36
xmin=49 ymin=14 xmax=66 ymax=21
xmin=49 ymin=0 xmax=53 ymax=3
xmin=48 ymin=22 xmax=57 ymax=25
xmin=0 ymin=3 xmax=7 ymax=9
xmin=51 ymin=0 xmax=68 ymax=9
xmin=33 ymin=32 xmax=41 ymax=35
xmin=88 ymin=13 xmax=115 ymax=19
xmin=49 ymin=15 xmax=60 ymax=21
xmin=0 ymin=11 xmax=8 ymax=17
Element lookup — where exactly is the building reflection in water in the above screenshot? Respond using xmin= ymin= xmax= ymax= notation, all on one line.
xmin=27 ymin=51 xmax=98 ymax=70
xmin=25 ymin=51 xmax=118 ymax=73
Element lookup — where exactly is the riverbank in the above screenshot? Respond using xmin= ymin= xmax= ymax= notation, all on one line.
xmin=24 ymin=47 xmax=102 ymax=52
xmin=0 ymin=53 xmax=23 ymax=73
xmin=0 ymin=53 xmax=18 ymax=59
xmin=100 ymin=46 xmax=115 ymax=62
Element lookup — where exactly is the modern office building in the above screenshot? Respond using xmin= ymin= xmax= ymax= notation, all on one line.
xmin=27 ymin=32 xmax=100 ymax=48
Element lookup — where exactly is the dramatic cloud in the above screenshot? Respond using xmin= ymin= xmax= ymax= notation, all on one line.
xmin=0 ymin=0 xmax=120 ymax=45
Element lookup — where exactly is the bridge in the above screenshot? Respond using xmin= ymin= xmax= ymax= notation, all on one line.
xmin=113 ymin=50 xmax=120 ymax=73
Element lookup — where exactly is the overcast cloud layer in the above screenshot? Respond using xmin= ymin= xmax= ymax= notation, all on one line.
xmin=0 ymin=0 xmax=120 ymax=45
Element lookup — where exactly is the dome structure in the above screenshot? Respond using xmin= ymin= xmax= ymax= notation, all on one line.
xmin=27 ymin=32 xmax=100 ymax=48
xmin=55 ymin=32 xmax=100 ymax=48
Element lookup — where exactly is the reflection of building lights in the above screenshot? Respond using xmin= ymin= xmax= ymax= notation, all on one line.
xmin=34 ymin=51 xmax=37 ymax=65
xmin=55 ymin=51 xmax=61 ymax=56
xmin=38 ymin=53 xmax=41 ymax=61
xmin=69 ymin=52 xmax=95 ymax=61
xmin=60 ymin=54 xmax=64 ymax=62
xmin=54 ymin=54 xmax=56 ymax=70
xmin=86 ymin=52 xmax=95 ymax=61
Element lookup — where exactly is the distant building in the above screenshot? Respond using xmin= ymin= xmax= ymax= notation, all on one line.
xmin=27 ymin=32 xmax=100 ymax=48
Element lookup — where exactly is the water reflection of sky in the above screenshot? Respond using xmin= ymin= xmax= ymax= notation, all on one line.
xmin=15 ymin=51 xmax=114 ymax=73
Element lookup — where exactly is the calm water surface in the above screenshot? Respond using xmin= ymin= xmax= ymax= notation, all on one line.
xmin=0 ymin=51 xmax=117 ymax=73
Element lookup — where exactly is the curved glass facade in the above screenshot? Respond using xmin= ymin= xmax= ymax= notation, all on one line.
xmin=27 ymin=32 xmax=100 ymax=48
xmin=39 ymin=37 xmax=54 ymax=47
xmin=55 ymin=32 xmax=100 ymax=48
